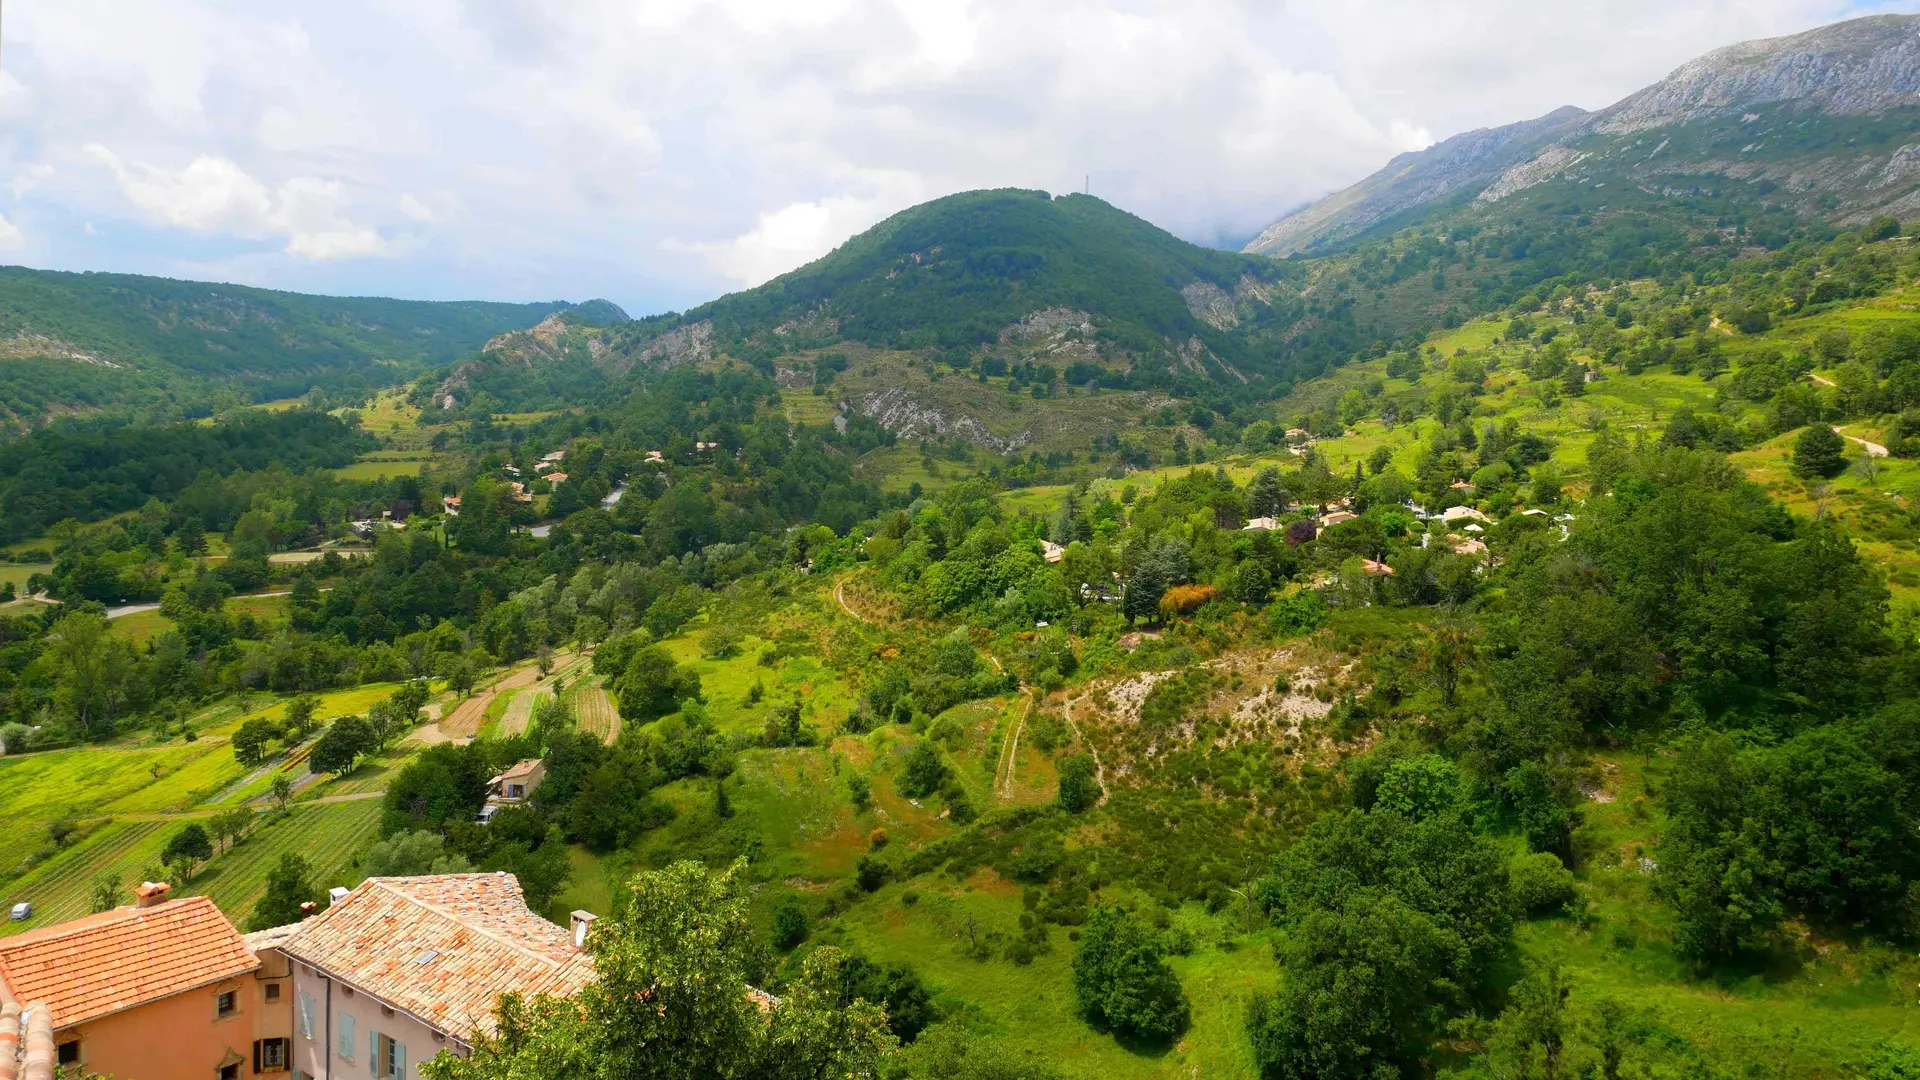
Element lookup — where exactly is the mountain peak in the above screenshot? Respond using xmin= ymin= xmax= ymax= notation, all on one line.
xmin=1594 ymin=13 xmax=1920 ymax=133
xmin=1243 ymin=13 xmax=1920 ymax=257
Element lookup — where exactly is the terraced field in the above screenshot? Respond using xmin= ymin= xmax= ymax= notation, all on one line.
xmin=0 ymin=821 xmax=174 ymax=934
xmin=196 ymin=799 xmax=384 ymax=917
xmin=571 ymin=679 xmax=620 ymax=744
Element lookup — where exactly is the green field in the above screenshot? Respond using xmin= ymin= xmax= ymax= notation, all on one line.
xmin=195 ymin=799 xmax=385 ymax=917
xmin=0 ymin=740 xmax=241 ymax=870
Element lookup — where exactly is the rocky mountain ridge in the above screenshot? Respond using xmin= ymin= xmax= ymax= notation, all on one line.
xmin=1245 ymin=13 xmax=1920 ymax=256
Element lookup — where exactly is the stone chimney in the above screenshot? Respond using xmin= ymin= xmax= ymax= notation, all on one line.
xmin=570 ymin=910 xmax=598 ymax=950
xmin=133 ymin=881 xmax=171 ymax=909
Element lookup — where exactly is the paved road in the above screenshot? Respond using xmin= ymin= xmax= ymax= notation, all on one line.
xmin=30 ymin=589 xmax=300 ymax=620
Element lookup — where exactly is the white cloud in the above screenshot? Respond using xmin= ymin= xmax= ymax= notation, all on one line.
xmin=0 ymin=0 xmax=1904 ymax=305
xmin=666 ymin=189 xmax=914 ymax=287
xmin=0 ymin=213 xmax=25 ymax=253
xmin=84 ymin=145 xmax=386 ymax=260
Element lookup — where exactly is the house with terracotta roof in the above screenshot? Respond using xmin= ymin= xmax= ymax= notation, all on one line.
xmin=265 ymin=874 xmax=594 ymax=1080
xmin=0 ymin=883 xmax=277 ymax=1080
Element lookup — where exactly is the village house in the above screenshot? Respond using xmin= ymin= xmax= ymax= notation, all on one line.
xmin=1040 ymin=540 xmax=1066 ymax=564
xmin=441 ymin=496 xmax=460 ymax=517
xmin=1242 ymin=516 xmax=1278 ymax=532
xmin=267 ymin=874 xmax=595 ymax=1080
xmin=1438 ymin=505 xmax=1490 ymax=525
xmin=0 ymin=883 xmax=276 ymax=1080
xmin=544 ymin=473 xmax=568 ymax=485
xmin=492 ymin=760 xmax=544 ymax=803
xmin=1320 ymin=510 xmax=1358 ymax=528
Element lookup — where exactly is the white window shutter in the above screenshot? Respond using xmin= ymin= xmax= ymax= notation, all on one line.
xmin=395 ymin=1040 xmax=406 ymax=1079
xmin=370 ymin=1030 xmax=378 ymax=1074
xmin=298 ymin=993 xmax=314 ymax=1039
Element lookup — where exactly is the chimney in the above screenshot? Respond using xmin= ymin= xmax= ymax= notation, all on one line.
xmin=298 ymin=901 xmax=318 ymax=919
xmin=133 ymin=881 xmax=170 ymax=909
xmin=329 ymin=887 xmax=350 ymax=904
xmin=569 ymin=910 xmax=598 ymax=950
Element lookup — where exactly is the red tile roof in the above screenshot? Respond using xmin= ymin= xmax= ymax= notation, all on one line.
xmin=277 ymin=874 xmax=593 ymax=1042
xmin=0 ymin=897 xmax=259 ymax=1029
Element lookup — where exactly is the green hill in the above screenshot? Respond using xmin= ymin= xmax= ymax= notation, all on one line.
xmin=0 ymin=265 xmax=566 ymax=429
xmin=441 ymin=190 xmax=1373 ymax=414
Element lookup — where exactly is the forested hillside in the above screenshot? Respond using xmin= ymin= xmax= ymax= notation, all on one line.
xmin=0 ymin=265 xmax=564 ymax=429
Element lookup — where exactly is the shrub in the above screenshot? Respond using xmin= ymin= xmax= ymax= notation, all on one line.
xmin=898 ymin=740 xmax=949 ymax=799
xmin=1157 ymin=584 xmax=1217 ymax=619
xmin=856 ymin=855 xmax=892 ymax=892
xmin=1510 ymin=852 xmax=1577 ymax=915
xmin=770 ymin=896 xmax=808 ymax=950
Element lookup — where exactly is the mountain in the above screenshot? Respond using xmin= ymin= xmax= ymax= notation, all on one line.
xmin=441 ymin=189 xmax=1373 ymax=419
xmin=1246 ymin=14 xmax=1920 ymax=256
xmin=0 ymin=265 xmax=568 ymax=429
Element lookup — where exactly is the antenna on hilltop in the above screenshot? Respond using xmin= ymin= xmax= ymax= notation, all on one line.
xmin=1084 ymin=174 xmax=1089 ymax=196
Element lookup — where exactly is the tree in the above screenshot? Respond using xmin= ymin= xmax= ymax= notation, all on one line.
xmin=308 ymin=716 xmax=376 ymax=776
xmin=1248 ymin=807 xmax=1513 ymax=1078
xmin=1249 ymin=467 xmax=1290 ymax=516
xmin=898 ymin=740 xmax=949 ymax=799
xmin=1056 ymin=754 xmax=1100 ymax=812
xmin=284 ymin=695 xmax=322 ymax=739
xmin=419 ymin=860 xmax=895 ymax=1080
xmin=270 ymin=771 xmax=295 ymax=809
xmin=89 ymin=872 xmax=123 ymax=913
xmin=247 ymin=853 xmax=323 ymax=932
xmin=381 ymin=743 xmax=492 ymax=835
xmin=209 ymin=808 xmax=254 ymax=853
xmin=364 ymin=830 xmax=474 ymax=877
xmin=1478 ymin=963 xmax=1573 ymax=1080
xmin=830 ymin=954 xmax=937 ymax=1045
xmin=162 ymin=824 xmax=214 ymax=879
xmin=1793 ymin=424 xmax=1849 ymax=479
xmin=1072 ymin=906 xmax=1189 ymax=1043
xmin=770 ymin=895 xmax=809 ymax=950
xmin=231 ymin=718 xmax=280 ymax=767
xmin=614 ymin=645 xmax=702 ymax=722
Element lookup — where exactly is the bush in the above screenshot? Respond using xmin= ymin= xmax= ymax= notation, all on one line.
xmin=770 ymin=896 xmax=808 ymax=950
xmin=898 ymin=740 xmax=949 ymax=799
xmin=1072 ymin=906 xmax=1190 ymax=1043
xmin=856 ymin=855 xmax=892 ymax=892
xmin=1057 ymin=754 xmax=1100 ymax=812
xmin=1509 ymin=852 xmax=1576 ymax=915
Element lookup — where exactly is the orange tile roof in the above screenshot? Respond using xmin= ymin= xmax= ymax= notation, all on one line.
xmin=0 ymin=897 xmax=259 ymax=1029
xmin=278 ymin=874 xmax=593 ymax=1042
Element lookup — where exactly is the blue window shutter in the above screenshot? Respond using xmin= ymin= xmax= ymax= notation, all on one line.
xmin=370 ymin=1030 xmax=378 ymax=1073
xmin=395 ymin=1040 xmax=406 ymax=1079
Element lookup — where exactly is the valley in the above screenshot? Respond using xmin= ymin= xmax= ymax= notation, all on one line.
xmin=4 ymin=13 xmax=1920 ymax=1080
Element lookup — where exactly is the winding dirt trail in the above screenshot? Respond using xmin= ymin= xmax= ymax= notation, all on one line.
xmin=994 ymin=695 xmax=1032 ymax=799
xmin=833 ymin=574 xmax=868 ymax=623
xmin=1835 ymin=426 xmax=1889 ymax=458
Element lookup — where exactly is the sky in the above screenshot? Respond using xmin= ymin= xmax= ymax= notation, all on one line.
xmin=0 ymin=0 xmax=1909 ymax=315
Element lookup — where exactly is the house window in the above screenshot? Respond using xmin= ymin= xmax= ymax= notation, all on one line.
xmin=372 ymin=1033 xmax=405 ymax=1079
xmin=338 ymin=1012 xmax=357 ymax=1061
xmin=216 ymin=989 xmax=238 ymax=1017
xmin=266 ymin=982 xmax=281 ymax=1002
xmin=56 ymin=1042 xmax=79 ymax=1067
xmin=220 ymin=1065 xmax=240 ymax=1080
xmin=256 ymin=1037 xmax=290 ymax=1072
xmin=297 ymin=991 xmax=316 ymax=1039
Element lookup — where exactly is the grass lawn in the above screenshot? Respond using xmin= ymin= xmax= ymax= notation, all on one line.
xmin=110 ymin=608 xmax=175 ymax=644
xmin=0 ymin=563 xmax=50 ymax=593
xmin=333 ymin=458 xmax=426 ymax=481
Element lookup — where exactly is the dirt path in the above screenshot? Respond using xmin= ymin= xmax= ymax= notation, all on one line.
xmin=499 ymin=685 xmax=551 ymax=738
xmin=1811 ymin=372 xmax=1837 ymax=388
xmin=995 ymin=694 xmax=1033 ymax=799
xmin=437 ymin=656 xmax=570 ymax=739
xmin=833 ymin=574 xmax=869 ymax=623
xmin=1835 ymin=426 xmax=1889 ymax=458
xmin=1062 ymin=693 xmax=1109 ymax=806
